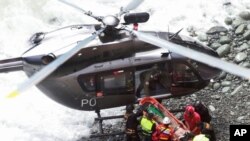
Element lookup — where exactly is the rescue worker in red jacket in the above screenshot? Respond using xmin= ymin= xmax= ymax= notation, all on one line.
xmin=183 ymin=105 xmax=201 ymax=135
xmin=152 ymin=117 xmax=174 ymax=141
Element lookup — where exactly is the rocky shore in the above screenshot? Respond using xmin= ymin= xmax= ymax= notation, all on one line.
xmin=165 ymin=10 xmax=250 ymax=141
xmin=85 ymin=10 xmax=250 ymax=141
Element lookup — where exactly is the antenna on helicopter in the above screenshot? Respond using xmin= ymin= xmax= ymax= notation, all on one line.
xmin=169 ymin=28 xmax=183 ymax=40
xmin=125 ymin=27 xmax=250 ymax=79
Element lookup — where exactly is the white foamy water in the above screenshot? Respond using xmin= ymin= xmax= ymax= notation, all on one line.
xmin=0 ymin=0 xmax=249 ymax=141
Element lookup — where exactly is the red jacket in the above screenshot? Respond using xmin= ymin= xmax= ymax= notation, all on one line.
xmin=152 ymin=124 xmax=174 ymax=141
xmin=184 ymin=111 xmax=201 ymax=134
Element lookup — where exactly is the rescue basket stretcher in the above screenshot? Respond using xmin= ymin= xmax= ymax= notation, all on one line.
xmin=139 ymin=97 xmax=191 ymax=141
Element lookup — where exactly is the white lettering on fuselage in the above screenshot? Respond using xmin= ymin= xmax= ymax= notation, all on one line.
xmin=81 ymin=98 xmax=96 ymax=107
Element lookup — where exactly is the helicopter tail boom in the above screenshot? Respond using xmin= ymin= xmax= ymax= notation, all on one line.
xmin=0 ymin=57 xmax=23 ymax=73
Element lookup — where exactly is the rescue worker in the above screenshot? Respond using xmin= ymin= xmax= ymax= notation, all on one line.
xmin=124 ymin=104 xmax=140 ymax=141
xmin=183 ymin=105 xmax=201 ymax=135
xmin=193 ymin=101 xmax=211 ymax=123
xmin=152 ymin=117 xmax=174 ymax=141
xmin=199 ymin=122 xmax=216 ymax=141
xmin=140 ymin=111 xmax=156 ymax=141
xmin=136 ymin=65 xmax=162 ymax=97
xmin=193 ymin=134 xmax=210 ymax=141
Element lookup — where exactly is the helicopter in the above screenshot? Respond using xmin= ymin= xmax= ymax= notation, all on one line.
xmin=1 ymin=0 xmax=250 ymax=130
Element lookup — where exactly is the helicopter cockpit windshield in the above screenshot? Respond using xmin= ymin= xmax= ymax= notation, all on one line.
xmin=170 ymin=61 xmax=207 ymax=95
xmin=189 ymin=60 xmax=221 ymax=80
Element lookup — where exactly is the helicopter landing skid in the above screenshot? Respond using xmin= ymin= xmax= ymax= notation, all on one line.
xmin=90 ymin=110 xmax=125 ymax=138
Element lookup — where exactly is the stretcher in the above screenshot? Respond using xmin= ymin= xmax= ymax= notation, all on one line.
xmin=139 ymin=97 xmax=191 ymax=141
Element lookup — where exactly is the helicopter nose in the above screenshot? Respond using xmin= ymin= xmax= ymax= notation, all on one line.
xmin=102 ymin=15 xmax=120 ymax=27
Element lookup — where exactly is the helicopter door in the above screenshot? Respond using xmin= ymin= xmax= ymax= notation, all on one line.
xmin=97 ymin=69 xmax=134 ymax=96
xmin=135 ymin=62 xmax=171 ymax=97
xmin=171 ymin=61 xmax=204 ymax=95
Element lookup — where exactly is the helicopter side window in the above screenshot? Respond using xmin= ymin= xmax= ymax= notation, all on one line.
xmin=100 ymin=70 xmax=134 ymax=95
xmin=79 ymin=76 xmax=96 ymax=92
xmin=104 ymin=74 xmax=126 ymax=89
xmin=172 ymin=63 xmax=198 ymax=83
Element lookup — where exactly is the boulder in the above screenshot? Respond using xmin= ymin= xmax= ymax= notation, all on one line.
xmin=219 ymin=36 xmax=231 ymax=44
xmin=224 ymin=17 xmax=233 ymax=25
xmin=216 ymin=44 xmax=231 ymax=57
xmin=243 ymin=30 xmax=250 ymax=40
xmin=239 ymin=11 xmax=250 ymax=20
xmin=234 ymin=52 xmax=247 ymax=63
xmin=206 ymin=26 xmax=228 ymax=34
xmin=235 ymin=24 xmax=246 ymax=35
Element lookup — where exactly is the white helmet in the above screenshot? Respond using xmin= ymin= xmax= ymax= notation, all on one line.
xmin=162 ymin=117 xmax=171 ymax=124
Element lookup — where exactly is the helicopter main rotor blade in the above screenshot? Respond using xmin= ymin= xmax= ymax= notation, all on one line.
xmin=6 ymin=28 xmax=104 ymax=98
xmin=127 ymin=28 xmax=250 ymax=79
xmin=58 ymin=0 xmax=102 ymax=21
xmin=120 ymin=0 xmax=144 ymax=15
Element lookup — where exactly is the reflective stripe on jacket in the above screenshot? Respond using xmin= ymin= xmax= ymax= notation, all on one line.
xmin=152 ymin=124 xmax=173 ymax=141
xmin=140 ymin=116 xmax=155 ymax=135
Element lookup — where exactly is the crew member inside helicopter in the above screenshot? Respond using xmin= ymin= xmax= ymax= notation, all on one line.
xmin=136 ymin=64 xmax=168 ymax=98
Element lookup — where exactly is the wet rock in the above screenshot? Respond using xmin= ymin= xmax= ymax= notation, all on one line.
xmin=247 ymin=24 xmax=250 ymax=30
xmin=222 ymin=86 xmax=231 ymax=93
xmin=216 ymin=44 xmax=231 ymax=57
xmin=213 ymin=82 xmax=221 ymax=90
xmin=236 ymin=43 xmax=249 ymax=51
xmin=234 ymin=52 xmax=247 ymax=63
xmin=235 ymin=24 xmax=247 ymax=35
xmin=219 ymin=36 xmax=231 ymax=44
xmin=218 ymin=71 xmax=227 ymax=79
xmin=239 ymin=11 xmax=250 ymax=20
xmin=231 ymin=85 xmax=243 ymax=96
xmin=206 ymin=26 xmax=228 ymax=34
xmin=237 ymin=116 xmax=245 ymax=122
xmin=223 ymin=2 xmax=231 ymax=6
xmin=225 ymin=17 xmax=233 ymax=25
xmin=211 ymin=95 xmax=221 ymax=100
xmin=209 ymin=105 xmax=216 ymax=112
xmin=243 ymin=30 xmax=250 ymax=40
xmin=210 ymin=42 xmax=221 ymax=49
xmin=232 ymin=19 xmax=245 ymax=28
xmin=198 ymin=33 xmax=208 ymax=42
xmin=221 ymin=81 xmax=232 ymax=86
xmin=241 ymin=62 xmax=250 ymax=68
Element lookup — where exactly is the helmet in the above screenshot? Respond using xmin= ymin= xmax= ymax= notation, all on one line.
xmin=185 ymin=105 xmax=195 ymax=115
xmin=126 ymin=104 xmax=134 ymax=112
xmin=162 ymin=117 xmax=171 ymax=124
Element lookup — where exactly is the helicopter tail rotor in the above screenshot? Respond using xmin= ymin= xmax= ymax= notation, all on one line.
xmin=5 ymin=28 xmax=105 ymax=98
